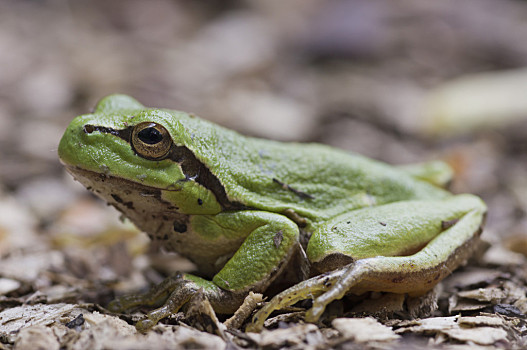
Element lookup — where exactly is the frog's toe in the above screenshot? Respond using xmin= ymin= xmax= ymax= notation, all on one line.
xmin=105 ymin=272 xmax=200 ymax=330
xmin=136 ymin=318 xmax=156 ymax=332
xmin=304 ymin=303 xmax=325 ymax=323
xmin=107 ymin=299 xmax=125 ymax=313
xmin=248 ymin=269 xmax=345 ymax=331
xmin=107 ymin=291 xmax=160 ymax=313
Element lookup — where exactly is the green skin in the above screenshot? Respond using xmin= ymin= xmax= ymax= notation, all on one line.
xmin=58 ymin=95 xmax=487 ymax=332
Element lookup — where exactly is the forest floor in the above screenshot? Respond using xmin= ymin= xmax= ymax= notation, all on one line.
xmin=2 ymin=1 xmax=527 ymax=349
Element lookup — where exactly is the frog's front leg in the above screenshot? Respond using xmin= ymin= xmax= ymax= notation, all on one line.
xmin=248 ymin=194 xmax=486 ymax=332
xmin=108 ymin=211 xmax=301 ymax=331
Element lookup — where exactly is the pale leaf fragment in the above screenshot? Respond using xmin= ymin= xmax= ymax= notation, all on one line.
xmin=248 ymin=324 xmax=324 ymax=348
xmin=458 ymin=315 xmax=504 ymax=327
xmin=457 ymin=287 xmax=507 ymax=303
xmin=424 ymin=68 xmax=527 ymax=136
xmin=396 ymin=315 xmax=509 ymax=346
xmin=449 ymin=294 xmax=487 ymax=313
xmin=225 ymin=291 xmax=263 ymax=330
xmin=0 ymin=278 xmax=20 ymax=295
xmin=332 ymin=317 xmax=400 ymax=343
xmin=513 ymin=297 xmax=527 ymax=314
xmin=442 ymin=267 xmax=503 ymax=291
xmin=0 ymin=304 xmax=77 ymax=334
xmin=482 ymin=244 xmax=526 ymax=266
xmin=14 ymin=325 xmax=60 ymax=350
xmin=396 ymin=316 xmax=459 ymax=333
xmin=444 ymin=327 xmax=507 ymax=345
xmin=0 ymin=304 xmax=79 ymax=343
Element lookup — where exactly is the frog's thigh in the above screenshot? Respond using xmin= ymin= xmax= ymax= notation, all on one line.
xmin=207 ymin=210 xmax=300 ymax=293
xmin=308 ymin=194 xmax=486 ymax=273
xmin=307 ymin=194 xmax=486 ymax=321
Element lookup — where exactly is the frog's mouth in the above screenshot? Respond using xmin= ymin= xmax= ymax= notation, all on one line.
xmin=62 ymin=163 xmax=177 ymax=208
xmin=62 ymin=164 xmax=193 ymax=238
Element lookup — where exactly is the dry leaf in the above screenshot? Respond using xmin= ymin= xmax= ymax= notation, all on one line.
xmin=332 ymin=317 xmax=400 ymax=343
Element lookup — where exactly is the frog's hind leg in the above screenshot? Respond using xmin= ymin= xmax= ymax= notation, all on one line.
xmin=306 ymin=206 xmax=483 ymax=321
xmin=248 ymin=194 xmax=486 ymax=331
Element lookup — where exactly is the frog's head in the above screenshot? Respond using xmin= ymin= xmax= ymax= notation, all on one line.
xmin=58 ymin=95 xmax=225 ymax=228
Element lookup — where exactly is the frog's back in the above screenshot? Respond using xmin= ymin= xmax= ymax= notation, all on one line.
xmin=177 ymin=114 xmax=449 ymax=224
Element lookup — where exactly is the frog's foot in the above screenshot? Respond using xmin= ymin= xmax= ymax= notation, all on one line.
xmin=108 ymin=272 xmax=196 ymax=331
xmin=246 ymin=268 xmax=345 ymax=332
xmin=108 ymin=272 xmax=244 ymax=332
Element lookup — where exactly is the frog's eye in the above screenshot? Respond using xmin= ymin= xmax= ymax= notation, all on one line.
xmin=131 ymin=122 xmax=173 ymax=160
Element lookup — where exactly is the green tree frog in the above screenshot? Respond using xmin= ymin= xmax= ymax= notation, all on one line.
xmin=58 ymin=95 xmax=486 ymax=332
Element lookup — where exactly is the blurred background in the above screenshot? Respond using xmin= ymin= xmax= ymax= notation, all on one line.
xmin=2 ymin=0 xmax=527 ymax=337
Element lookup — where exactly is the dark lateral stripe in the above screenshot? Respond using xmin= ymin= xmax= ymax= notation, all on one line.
xmin=83 ymin=124 xmax=245 ymax=210
xmin=272 ymin=178 xmax=315 ymax=200
xmin=166 ymin=144 xmax=245 ymax=210
xmin=84 ymin=124 xmax=132 ymax=140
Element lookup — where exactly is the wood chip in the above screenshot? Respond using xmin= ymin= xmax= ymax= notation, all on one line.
xmin=0 ymin=304 xmax=78 ymax=342
xmin=449 ymin=295 xmax=488 ymax=313
xmin=396 ymin=315 xmax=459 ymax=333
xmin=225 ymin=291 xmax=263 ymax=330
xmin=395 ymin=315 xmax=509 ymax=346
xmin=443 ymin=326 xmax=507 ymax=345
xmin=0 ymin=278 xmax=20 ymax=295
xmin=332 ymin=317 xmax=400 ymax=343
xmin=457 ymin=287 xmax=507 ymax=303
xmin=248 ymin=324 xmax=325 ymax=348
xmin=458 ymin=315 xmax=504 ymax=327
xmin=482 ymin=244 xmax=526 ymax=266
xmin=14 ymin=325 xmax=60 ymax=350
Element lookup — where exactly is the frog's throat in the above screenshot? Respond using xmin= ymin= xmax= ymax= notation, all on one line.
xmin=62 ymin=163 xmax=195 ymax=245
xmin=80 ymin=124 xmax=245 ymax=210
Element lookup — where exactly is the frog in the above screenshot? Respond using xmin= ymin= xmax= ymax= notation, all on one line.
xmin=58 ymin=94 xmax=486 ymax=332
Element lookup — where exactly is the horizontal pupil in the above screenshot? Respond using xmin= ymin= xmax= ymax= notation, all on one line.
xmin=138 ymin=127 xmax=163 ymax=144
